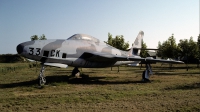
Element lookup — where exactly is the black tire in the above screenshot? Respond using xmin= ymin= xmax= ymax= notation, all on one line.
xmin=72 ymin=67 xmax=80 ymax=77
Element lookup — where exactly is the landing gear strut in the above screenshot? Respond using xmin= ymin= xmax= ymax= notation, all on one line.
xmin=38 ymin=64 xmax=46 ymax=86
xmin=142 ymin=63 xmax=153 ymax=82
xmin=72 ymin=67 xmax=80 ymax=77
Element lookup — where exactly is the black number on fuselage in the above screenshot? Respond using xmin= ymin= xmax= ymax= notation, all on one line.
xmin=29 ymin=47 xmax=41 ymax=56
xmin=36 ymin=48 xmax=41 ymax=56
xmin=29 ymin=47 xmax=34 ymax=55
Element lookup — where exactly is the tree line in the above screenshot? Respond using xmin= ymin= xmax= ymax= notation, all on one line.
xmin=106 ymin=33 xmax=200 ymax=65
xmin=157 ymin=34 xmax=200 ymax=64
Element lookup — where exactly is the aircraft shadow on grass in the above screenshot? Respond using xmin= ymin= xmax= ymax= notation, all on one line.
xmin=0 ymin=74 xmax=146 ymax=88
xmin=1 ymin=74 xmax=199 ymax=90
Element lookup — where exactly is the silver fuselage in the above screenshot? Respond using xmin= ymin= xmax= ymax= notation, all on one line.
xmin=17 ymin=39 xmax=140 ymax=68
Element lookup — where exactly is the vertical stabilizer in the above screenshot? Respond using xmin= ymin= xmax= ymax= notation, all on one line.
xmin=128 ymin=31 xmax=144 ymax=56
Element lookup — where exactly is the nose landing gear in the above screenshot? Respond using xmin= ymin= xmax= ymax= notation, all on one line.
xmin=38 ymin=64 xmax=46 ymax=86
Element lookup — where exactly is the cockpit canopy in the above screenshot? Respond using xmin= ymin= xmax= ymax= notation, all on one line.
xmin=67 ymin=34 xmax=100 ymax=43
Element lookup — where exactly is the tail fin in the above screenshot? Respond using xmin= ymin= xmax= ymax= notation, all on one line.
xmin=128 ymin=31 xmax=144 ymax=56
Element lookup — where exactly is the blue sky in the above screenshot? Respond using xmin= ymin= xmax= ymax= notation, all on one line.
xmin=0 ymin=0 xmax=199 ymax=54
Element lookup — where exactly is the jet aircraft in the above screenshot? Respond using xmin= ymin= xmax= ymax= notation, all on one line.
xmin=16 ymin=31 xmax=184 ymax=86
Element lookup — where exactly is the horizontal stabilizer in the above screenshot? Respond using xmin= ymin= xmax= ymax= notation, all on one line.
xmin=44 ymin=63 xmax=68 ymax=68
xmin=144 ymin=58 xmax=184 ymax=64
xmin=127 ymin=57 xmax=184 ymax=64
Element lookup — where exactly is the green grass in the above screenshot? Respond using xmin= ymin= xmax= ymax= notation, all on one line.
xmin=0 ymin=63 xmax=199 ymax=112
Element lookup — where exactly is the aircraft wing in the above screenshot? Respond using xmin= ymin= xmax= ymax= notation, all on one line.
xmin=80 ymin=52 xmax=145 ymax=62
xmin=81 ymin=52 xmax=184 ymax=64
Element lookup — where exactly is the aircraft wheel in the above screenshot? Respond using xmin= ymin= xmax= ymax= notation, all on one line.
xmin=38 ymin=76 xmax=46 ymax=86
xmin=72 ymin=67 xmax=80 ymax=77
xmin=142 ymin=70 xmax=150 ymax=82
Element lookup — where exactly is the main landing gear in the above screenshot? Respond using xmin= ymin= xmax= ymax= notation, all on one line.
xmin=71 ymin=67 xmax=80 ymax=77
xmin=142 ymin=63 xmax=153 ymax=82
xmin=38 ymin=64 xmax=46 ymax=86
xmin=37 ymin=64 xmax=152 ymax=86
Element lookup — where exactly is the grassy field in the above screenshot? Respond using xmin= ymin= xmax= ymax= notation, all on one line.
xmin=0 ymin=63 xmax=199 ymax=112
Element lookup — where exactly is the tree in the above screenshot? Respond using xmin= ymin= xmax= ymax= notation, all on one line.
xmin=156 ymin=34 xmax=178 ymax=59
xmin=140 ymin=40 xmax=148 ymax=58
xmin=198 ymin=34 xmax=200 ymax=54
xmin=107 ymin=33 xmax=113 ymax=46
xmin=156 ymin=41 xmax=163 ymax=58
xmin=39 ymin=34 xmax=47 ymax=40
xmin=31 ymin=35 xmax=39 ymax=41
xmin=197 ymin=34 xmax=200 ymax=53
xmin=31 ymin=34 xmax=47 ymax=41
xmin=198 ymin=34 xmax=200 ymax=53
xmin=197 ymin=34 xmax=200 ymax=67
xmin=106 ymin=33 xmax=129 ymax=50
xmin=178 ymin=37 xmax=198 ymax=63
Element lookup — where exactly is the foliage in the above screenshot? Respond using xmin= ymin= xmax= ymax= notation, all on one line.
xmin=156 ymin=34 xmax=178 ymax=59
xmin=140 ymin=40 xmax=148 ymax=58
xmin=0 ymin=54 xmax=28 ymax=63
xmin=30 ymin=35 xmax=38 ymax=41
xmin=106 ymin=33 xmax=129 ymax=50
xmin=178 ymin=37 xmax=199 ymax=60
xmin=156 ymin=41 xmax=162 ymax=57
xmin=157 ymin=34 xmax=199 ymax=64
xmin=198 ymin=34 xmax=200 ymax=60
xmin=39 ymin=34 xmax=46 ymax=40
xmin=31 ymin=34 xmax=47 ymax=41
xmin=107 ymin=33 xmax=113 ymax=46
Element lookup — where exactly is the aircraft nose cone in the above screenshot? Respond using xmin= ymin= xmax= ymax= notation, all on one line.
xmin=16 ymin=44 xmax=24 ymax=54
